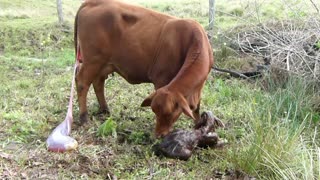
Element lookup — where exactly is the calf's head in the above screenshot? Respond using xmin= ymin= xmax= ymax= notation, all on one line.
xmin=141 ymin=88 xmax=195 ymax=138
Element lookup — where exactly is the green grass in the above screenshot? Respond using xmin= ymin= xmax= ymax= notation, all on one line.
xmin=1 ymin=53 xmax=319 ymax=178
xmin=223 ymin=77 xmax=320 ymax=179
xmin=1 ymin=0 xmax=320 ymax=179
xmin=0 ymin=0 xmax=79 ymax=56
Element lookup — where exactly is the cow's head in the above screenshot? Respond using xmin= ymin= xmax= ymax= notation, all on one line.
xmin=141 ymin=88 xmax=195 ymax=138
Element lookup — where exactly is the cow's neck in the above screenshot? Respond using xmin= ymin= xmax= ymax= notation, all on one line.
xmin=166 ymin=61 xmax=205 ymax=97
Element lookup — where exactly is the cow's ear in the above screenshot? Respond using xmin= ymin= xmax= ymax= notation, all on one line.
xmin=181 ymin=103 xmax=195 ymax=120
xmin=141 ymin=92 xmax=156 ymax=107
xmin=178 ymin=95 xmax=195 ymax=120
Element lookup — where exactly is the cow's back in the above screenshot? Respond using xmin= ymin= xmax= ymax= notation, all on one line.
xmin=76 ymin=0 xmax=176 ymax=83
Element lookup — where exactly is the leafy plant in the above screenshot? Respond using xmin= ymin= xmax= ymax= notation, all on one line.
xmin=97 ymin=117 xmax=117 ymax=138
xmin=315 ymin=41 xmax=320 ymax=49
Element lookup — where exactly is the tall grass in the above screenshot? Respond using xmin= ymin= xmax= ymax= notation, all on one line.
xmin=228 ymin=76 xmax=320 ymax=179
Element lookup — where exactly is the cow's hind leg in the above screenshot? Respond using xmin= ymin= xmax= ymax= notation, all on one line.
xmin=76 ymin=63 xmax=101 ymax=124
xmin=93 ymin=75 xmax=110 ymax=116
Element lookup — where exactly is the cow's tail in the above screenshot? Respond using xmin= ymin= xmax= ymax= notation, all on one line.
xmin=74 ymin=3 xmax=86 ymax=64
xmin=74 ymin=10 xmax=79 ymax=63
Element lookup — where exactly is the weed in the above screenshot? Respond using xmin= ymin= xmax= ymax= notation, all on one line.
xmin=97 ymin=117 xmax=117 ymax=138
xmin=315 ymin=41 xmax=320 ymax=49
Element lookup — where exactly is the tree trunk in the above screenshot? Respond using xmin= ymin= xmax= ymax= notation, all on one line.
xmin=57 ymin=0 xmax=64 ymax=24
xmin=209 ymin=0 xmax=215 ymax=30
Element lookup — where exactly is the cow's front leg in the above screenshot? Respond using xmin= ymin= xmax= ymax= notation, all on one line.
xmin=93 ymin=76 xmax=110 ymax=115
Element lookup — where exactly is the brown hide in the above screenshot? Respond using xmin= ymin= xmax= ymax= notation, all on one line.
xmin=75 ymin=0 xmax=214 ymax=137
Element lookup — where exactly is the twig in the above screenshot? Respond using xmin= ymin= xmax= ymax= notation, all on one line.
xmin=309 ymin=0 xmax=320 ymax=14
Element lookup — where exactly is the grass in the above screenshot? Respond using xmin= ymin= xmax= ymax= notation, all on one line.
xmin=225 ymin=77 xmax=320 ymax=179
xmin=1 ymin=53 xmax=319 ymax=178
xmin=0 ymin=0 xmax=320 ymax=179
xmin=1 ymin=0 xmax=317 ymax=57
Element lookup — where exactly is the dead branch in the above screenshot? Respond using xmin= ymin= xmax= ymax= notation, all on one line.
xmin=309 ymin=0 xmax=320 ymax=14
xmin=212 ymin=66 xmax=263 ymax=82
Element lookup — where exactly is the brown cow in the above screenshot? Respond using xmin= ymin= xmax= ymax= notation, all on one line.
xmin=75 ymin=0 xmax=214 ymax=137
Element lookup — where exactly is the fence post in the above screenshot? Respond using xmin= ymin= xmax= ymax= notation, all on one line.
xmin=209 ymin=0 xmax=215 ymax=31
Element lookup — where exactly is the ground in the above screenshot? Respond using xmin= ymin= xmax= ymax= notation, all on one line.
xmin=0 ymin=0 xmax=319 ymax=179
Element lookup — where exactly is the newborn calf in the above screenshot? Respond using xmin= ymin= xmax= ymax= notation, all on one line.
xmin=153 ymin=111 xmax=224 ymax=160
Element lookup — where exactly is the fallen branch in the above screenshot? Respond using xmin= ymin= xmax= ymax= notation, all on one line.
xmin=212 ymin=66 xmax=263 ymax=80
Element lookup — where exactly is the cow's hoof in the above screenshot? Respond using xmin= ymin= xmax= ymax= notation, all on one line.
xmin=98 ymin=108 xmax=110 ymax=116
xmin=92 ymin=108 xmax=110 ymax=122
xmin=79 ymin=113 xmax=89 ymax=125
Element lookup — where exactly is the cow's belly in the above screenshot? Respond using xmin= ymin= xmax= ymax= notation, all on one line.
xmin=111 ymin=56 xmax=152 ymax=84
xmin=116 ymin=69 xmax=151 ymax=84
